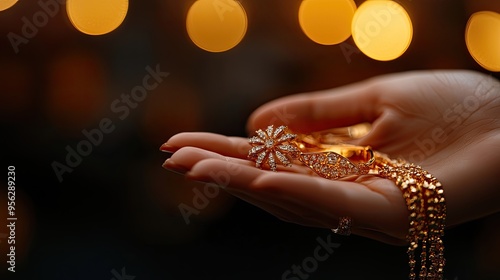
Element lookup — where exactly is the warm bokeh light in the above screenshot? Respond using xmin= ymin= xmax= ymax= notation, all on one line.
xmin=66 ymin=0 xmax=128 ymax=35
xmin=299 ymin=0 xmax=356 ymax=45
xmin=352 ymin=0 xmax=413 ymax=61
xmin=466 ymin=11 xmax=500 ymax=72
xmin=186 ymin=0 xmax=247 ymax=52
xmin=0 ymin=0 xmax=18 ymax=11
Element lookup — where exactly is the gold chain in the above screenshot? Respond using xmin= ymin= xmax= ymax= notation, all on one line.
xmin=376 ymin=156 xmax=446 ymax=280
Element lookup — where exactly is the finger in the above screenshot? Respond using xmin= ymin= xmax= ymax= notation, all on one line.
xmin=164 ymin=147 xmax=312 ymax=175
xmin=163 ymin=147 xmax=254 ymax=173
xmin=186 ymin=158 xmax=352 ymax=228
xmin=160 ymin=132 xmax=250 ymax=159
xmin=186 ymin=158 xmax=264 ymax=190
xmin=187 ymin=158 xmax=407 ymax=238
xmin=247 ymin=80 xmax=382 ymax=134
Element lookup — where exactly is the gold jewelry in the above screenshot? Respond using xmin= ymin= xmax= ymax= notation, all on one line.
xmin=248 ymin=125 xmax=446 ymax=280
xmin=331 ymin=216 xmax=352 ymax=236
xmin=377 ymin=160 xmax=446 ymax=280
xmin=247 ymin=125 xmax=374 ymax=179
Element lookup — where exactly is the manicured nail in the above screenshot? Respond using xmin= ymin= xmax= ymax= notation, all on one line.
xmin=159 ymin=143 xmax=176 ymax=153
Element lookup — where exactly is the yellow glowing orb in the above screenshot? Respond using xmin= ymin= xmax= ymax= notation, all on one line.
xmin=66 ymin=0 xmax=128 ymax=35
xmin=466 ymin=11 xmax=500 ymax=72
xmin=186 ymin=0 xmax=247 ymax=52
xmin=351 ymin=0 xmax=413 ymax=61
xmin=0 ymin=0 xmax=18 ymax=11
xmin=299 ymin=0 xmax=357 ymax=45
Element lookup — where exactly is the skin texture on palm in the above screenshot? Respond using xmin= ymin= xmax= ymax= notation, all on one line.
xmin=161 ymin=70 xmax=500 ymax=246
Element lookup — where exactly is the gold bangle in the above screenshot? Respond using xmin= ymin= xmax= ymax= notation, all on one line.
xmin=248 ymin=125 xmax=446 ymax=280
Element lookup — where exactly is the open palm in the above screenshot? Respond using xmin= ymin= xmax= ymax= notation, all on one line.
xmin=162 ymin=70 xmax=500 ymax=245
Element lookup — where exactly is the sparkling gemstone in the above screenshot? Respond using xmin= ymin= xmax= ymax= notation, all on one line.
xmin=265 ymin=139 xmax=274 ymax=148
xmin=273 ymin=125 xmax=286 ymax=138
xmin=266 ymin=125 xmax=274 ymax=137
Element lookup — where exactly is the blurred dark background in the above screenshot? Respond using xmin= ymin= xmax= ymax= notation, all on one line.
xmin=0 ymin=0 xmax=499 ymax=279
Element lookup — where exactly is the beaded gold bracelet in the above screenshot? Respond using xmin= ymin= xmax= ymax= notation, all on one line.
xmin=377 ymin=158 xmax=446 ymax=279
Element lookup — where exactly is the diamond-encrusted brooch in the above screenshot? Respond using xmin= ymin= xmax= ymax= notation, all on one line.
xmin=248 ymin=125 xmax=299 ymax=171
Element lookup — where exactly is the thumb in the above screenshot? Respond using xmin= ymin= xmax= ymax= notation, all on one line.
xmin=246 ymin=79 xmax=382 ymax=135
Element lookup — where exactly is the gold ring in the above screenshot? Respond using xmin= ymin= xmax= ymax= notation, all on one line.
xmin=331 ymin=216 xmax=352 ymax=236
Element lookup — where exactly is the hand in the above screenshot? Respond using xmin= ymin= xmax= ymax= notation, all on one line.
xmin=161 ymin=70 xmax=500 ymax=245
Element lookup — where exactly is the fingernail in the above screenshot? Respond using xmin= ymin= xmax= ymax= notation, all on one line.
xmin=162 ymin=159 xmax=188 ymax=175
xmin=159 ymin=143 xmax=176 ymax=153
